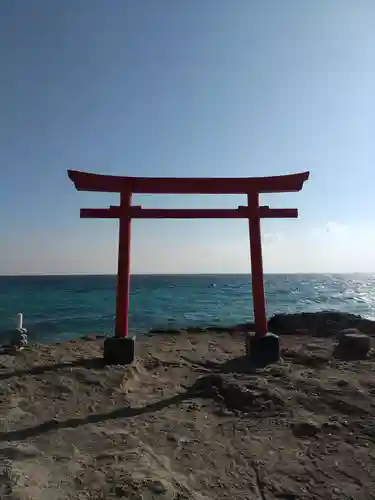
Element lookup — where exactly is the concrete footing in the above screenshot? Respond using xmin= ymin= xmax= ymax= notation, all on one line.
xmin=103 ymin=336 xmax=136 ymax=365
xmin=337 ymin=328 xmax=361 ymax=341
xmin=245 ymin=332 xmax=280 ymax=365
xmin=334 ymin=331 xmax=370 ymax=360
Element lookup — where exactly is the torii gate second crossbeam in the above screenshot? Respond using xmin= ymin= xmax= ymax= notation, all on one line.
xmin=68 ymin=169 xmax=309 ymax=365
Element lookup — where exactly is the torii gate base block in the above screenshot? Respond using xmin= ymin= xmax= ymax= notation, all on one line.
xmin=245 ymin=332 xmax=280 ymax=366
xmin=103 ymin=336 xmax=136 ymax=365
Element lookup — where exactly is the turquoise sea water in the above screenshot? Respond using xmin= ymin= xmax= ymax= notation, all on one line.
xmin=0 ymin=274 xmax=375 ymax=344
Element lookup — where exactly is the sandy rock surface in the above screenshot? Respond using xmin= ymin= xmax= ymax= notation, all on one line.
xmin=0 ymin=331 xmax=375 ymax=499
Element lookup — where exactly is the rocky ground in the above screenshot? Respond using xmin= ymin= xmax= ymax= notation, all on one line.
xmin=0 ymin=312 xmax=375 ymax=499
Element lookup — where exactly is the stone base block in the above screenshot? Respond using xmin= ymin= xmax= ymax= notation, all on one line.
xmin=245 ymin=332 xmax=280 ymax=365
xmin=334 ymin=332 xmax=370 ymax=360
xmin=103 ymin=336 xmax=136 ymax=365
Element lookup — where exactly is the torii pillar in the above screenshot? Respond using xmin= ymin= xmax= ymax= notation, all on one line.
xmin=115 ymin=190 xmax=132 ymax=340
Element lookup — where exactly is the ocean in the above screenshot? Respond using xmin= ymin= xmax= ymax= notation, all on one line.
xmin=0 ymin=274 xmax=375 ymax=344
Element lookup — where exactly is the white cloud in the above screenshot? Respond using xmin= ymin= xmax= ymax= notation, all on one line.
xmin=310 ymin=221 xmax=349 ymax=239
xmin=324 ymin=221 xmax=349 ymax=235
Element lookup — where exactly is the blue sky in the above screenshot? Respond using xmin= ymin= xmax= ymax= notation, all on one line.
xmin=0 ymin=0 xmax=374 ymax=274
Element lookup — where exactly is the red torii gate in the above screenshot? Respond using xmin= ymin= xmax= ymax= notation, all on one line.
xmin=68 ymin=169 xmax=309 ymax=365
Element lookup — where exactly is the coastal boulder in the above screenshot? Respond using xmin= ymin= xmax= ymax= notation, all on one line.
xmin=268 ymin=311 xmax=375 ymax=337
xmin=292 ymin=420 xmax=320 ymax=439
xmin=334 ymin=331 xmax=371 ymax=360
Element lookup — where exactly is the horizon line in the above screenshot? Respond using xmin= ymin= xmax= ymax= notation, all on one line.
xmin=0 ymin=272 xmax=374 ymax=277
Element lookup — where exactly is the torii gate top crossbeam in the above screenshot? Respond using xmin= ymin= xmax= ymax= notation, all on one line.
xmin=68 ymin=170 xmax=309 ymax=194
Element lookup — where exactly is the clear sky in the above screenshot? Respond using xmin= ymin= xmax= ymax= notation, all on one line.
xmin=0 ymin=0 xmax=374 ymax=275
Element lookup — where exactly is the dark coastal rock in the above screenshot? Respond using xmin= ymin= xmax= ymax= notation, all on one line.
xmin=148 ymin=328 xmax=182 ymax=334
xmin=185 ymin=327 xmax=207 ymax=333
xmin=230 ymin=322 xmax=255 ymax=332
xmin=147 ymin=312 xmax=375 ymax=338
xmin=292 ymin=420 xmax=320 ymax=438
xmin=268 ymin=311 xmax=375 ymax=337
xmin=148 ymin=323 xmax=255 ymax=335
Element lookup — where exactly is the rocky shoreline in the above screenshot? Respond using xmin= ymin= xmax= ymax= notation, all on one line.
xmin=1 ymin=311 xmax=375 ymax=499
xmin=148 ymin=310 xmax=375 ymax=337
